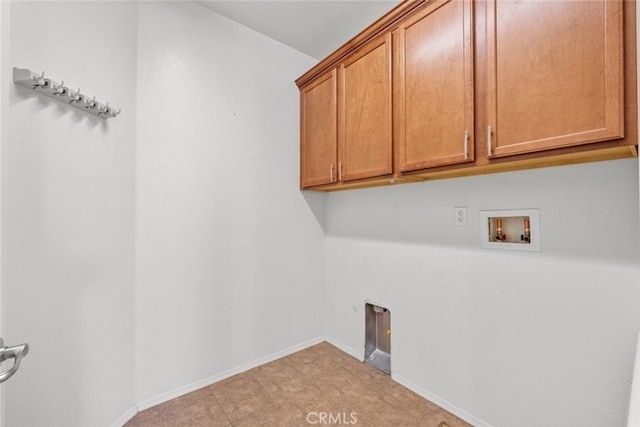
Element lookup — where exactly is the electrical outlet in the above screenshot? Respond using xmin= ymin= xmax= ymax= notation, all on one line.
xmin=454 ymin=207 xmax=467 ymax=226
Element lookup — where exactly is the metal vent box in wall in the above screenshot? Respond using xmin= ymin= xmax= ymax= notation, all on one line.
xmin=365 ymin=303 xmax=391 ymax=375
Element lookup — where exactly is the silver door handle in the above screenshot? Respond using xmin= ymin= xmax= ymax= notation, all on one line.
xmin=0 ymin=338 xmax=29 ymax=383
xmin=464 ymin=130 xmax=469 ymax=160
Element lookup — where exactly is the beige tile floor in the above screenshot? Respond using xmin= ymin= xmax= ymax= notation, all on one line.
xmin=125 ymin=342 xmax=471 ymax=427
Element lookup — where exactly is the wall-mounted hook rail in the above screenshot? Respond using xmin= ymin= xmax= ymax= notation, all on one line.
xmin=13 ymin=67 xmax=120 ymax=120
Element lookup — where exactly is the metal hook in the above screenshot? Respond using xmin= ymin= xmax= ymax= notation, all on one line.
xmin=68 ymin=88 xmax=82 ymax=104
xmin=52 ymin=81 xmax=67 ymax=96
xmin=85 ymin=96 xmax=97 ymax=109
xmin=31 ymin=71 xmax=46 ymax=89
xmin=103 ymin=104 xmax=121 ymax=117
xmin=97 ymin=102 xmax=109 ymax=116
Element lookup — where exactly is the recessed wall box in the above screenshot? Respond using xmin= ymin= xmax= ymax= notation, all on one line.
xmin=479 ymin=209 xmax=540 ymax=251
xmin=365 ymin=303 xmax=391 ymax=375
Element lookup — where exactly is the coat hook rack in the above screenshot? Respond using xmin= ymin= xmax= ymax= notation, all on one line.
xmin=13 ymin=67 xmax=121 ymax=120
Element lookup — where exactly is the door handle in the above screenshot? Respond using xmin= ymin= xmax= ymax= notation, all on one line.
xmin=0 ymin=338 xmax=29 ymax=383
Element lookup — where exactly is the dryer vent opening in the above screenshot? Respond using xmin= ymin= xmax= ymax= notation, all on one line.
xmin=365 ymin=303 xmax=391 ymax=375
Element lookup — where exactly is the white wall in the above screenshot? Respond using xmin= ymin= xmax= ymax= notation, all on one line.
xmin=0 ymin=1 xmax=9 ymax=423
xmin=134 ymin=1 xmax=325 ymax=405
xmin=325 ymin=158 xmax=640 ymax=426
xmin=5 ymin=1 xmax=137 ymax=426
xmin=5 ymin=1 xmax=637 ymax=426
xmin=324 ymin=21 xmax=639 ymax=427
xmin=4 ymin=1 xmax=324 ymax=423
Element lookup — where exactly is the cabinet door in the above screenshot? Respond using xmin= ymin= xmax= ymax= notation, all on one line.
xmin=339 ymin=33 xmax=393 ymax=182
xmin=300 ymin=69 xmax=338 ymax=188
xmin=486 ymin=0 xmax=624 ymax=158
xmin=396 ymin=0 xmax=474 ymax=172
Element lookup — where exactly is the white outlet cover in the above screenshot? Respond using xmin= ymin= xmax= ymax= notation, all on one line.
xmin=454 ymin=207 xmax=467 ymax=226
xmin=479 ymin=209 xmax=540 ymax=252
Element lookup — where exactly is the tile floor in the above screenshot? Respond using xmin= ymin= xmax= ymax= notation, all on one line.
xmin=125 ymin=342 xmax=471 ymax=426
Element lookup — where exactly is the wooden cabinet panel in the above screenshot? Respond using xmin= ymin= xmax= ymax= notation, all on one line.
xmin=296 ymin=0 xmax=636 ymax=192
xmin=486 ymin=0 xmax=624 ymax=158
xmin=300 ymin=69 xmax=338 ymax=188
xmin=339 ymin=33 xmax=393 ymax=182
xmin=396 ymin=0 xmax=474 ymax=172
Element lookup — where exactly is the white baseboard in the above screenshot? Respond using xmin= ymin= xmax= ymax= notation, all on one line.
xmin=626 ymin=331 xmax=640 ymax=427
xmin=115 ymin=335 xmax=490 ymax=427
xmin=325 ymin=336 xmax=363 ymax=361
xmin=110 ymin=406 xmax=137 ymax=427
xmin=392 ymin=374 xmax=492 ymax=427
xmin=326 ymin=335 xmax=491 ymax=427
xmin=134 ymin=336 xmax=325 ymax=413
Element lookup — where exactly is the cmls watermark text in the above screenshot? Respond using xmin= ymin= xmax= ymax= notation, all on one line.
xmin=306 ymin=412 xmax=358 ymax=424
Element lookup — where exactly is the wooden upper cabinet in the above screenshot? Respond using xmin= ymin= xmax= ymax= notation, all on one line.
xmin=395 ymin=0 xmax=474 ymax=172
xmin=486 ymin=0 xmax=624 ymax=158
xmin=297 ymin=0 xmax=635 ymax=191
xmin=339 ymin=33 xmax=393 ymax=182
xmin=300 ymin=69 xmax=338 ymax=188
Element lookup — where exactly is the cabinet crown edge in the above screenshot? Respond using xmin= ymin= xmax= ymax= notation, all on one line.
xmin=295 ymin=0 xmax=425 ymax=89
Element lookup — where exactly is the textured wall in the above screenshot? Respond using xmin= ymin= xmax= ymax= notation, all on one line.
xmin=5 ymin=1 xmax=137 ymax=425
xmin=0 ymin=1 xmax=7 ymax=421
xmin=324 ymin=159 xmax=640 ymax=427
xmin=5 ymin=2 xmax=639 ymax=426
xmin=134 ymin=1 xmax=325 ymax=405
xmin=5 ymin=1 xmax=324 ymax=423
